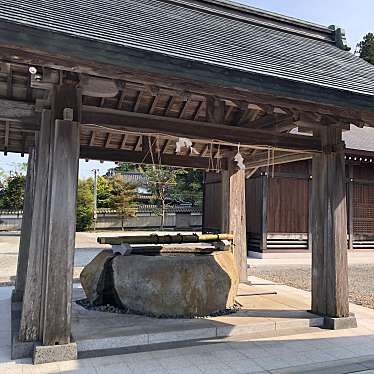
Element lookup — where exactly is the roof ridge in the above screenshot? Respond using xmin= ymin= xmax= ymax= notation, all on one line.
xmin=162 ymin=0 xmax=337 ymax=43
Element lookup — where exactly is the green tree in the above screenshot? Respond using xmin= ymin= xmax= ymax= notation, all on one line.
xmin=96 ymin=176 xmax=114 ymax=208
xmin=0 ymin=174 xmax=26 ymax=210
xmin=76 ymin=179 xmax=94 ymax=231
xmin=172 ymin=169 xmax=204 ymax=207
xmin=106 ymin=162 xmax=137 ymax=176
xmin=357 ymin=33 xmax=374 ymax=65
xmin=139 ymin=165 xmax=185 ymax=230
xmin=109 ymin=175 xmax=137 ymax=230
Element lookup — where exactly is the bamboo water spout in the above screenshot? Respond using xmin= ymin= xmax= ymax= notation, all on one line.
xmin=97 ymin=233 xmax=234 ymax=245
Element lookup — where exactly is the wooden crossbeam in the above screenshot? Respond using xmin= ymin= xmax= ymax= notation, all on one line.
xmin=245 ymin=151 xmax=312 ymax=169
xmin=82 ymin=106 xmax=322 ymax=152
xmin=0 ymin=99 xmax=38 ymax=126
xmin=80 ymin=146 xmax=227 ymax=170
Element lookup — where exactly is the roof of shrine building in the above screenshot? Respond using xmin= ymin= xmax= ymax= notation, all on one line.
xmin=1 ymin=0 xmax=374 ymax=103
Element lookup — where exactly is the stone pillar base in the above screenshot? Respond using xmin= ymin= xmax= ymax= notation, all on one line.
xmin=33 ymin=342 xmax=77 ymax=365
xmin=324 ymin=313 xmax=357 ymax=330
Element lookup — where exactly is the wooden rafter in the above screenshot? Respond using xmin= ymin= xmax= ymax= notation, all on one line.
xmin=179 ymin=98 xmax=190 ymax=119
xmin=89 ymin=131 xmax=96 ymax=146
xmin=105 ymin=133 xmax=112 ymax=148
xmin=116 ymin=89 xmax=126 ymax=109
xmin=193 ymin=101 xmax=204 ymax=120
xmin=120 ymin=133 xmax=128 ymax=149
xmin=134 ymin=135 xmax=143 ymax=151
xmin=133 ymin=91 xmax=144 ymax=112
xmin=149 ymin=95 xmax=160 ymax=114
xmin=164 ymin=96 xmax=176 ymax=116
xmin=161 ymin=138 xmax=171 ymax=154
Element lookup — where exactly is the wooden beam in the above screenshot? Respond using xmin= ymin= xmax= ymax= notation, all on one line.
xmin=82 ymin=106 xmax=322 ymax=152
xmin=245 ymin=167 xmax=258 ymax=179
xmin=245 ymin=152 xmax=312 ymax=169
xmin=80 ymin=146 xmax=227 ymax=169
xmin=0 ymin=99 xmax=38 ymax=125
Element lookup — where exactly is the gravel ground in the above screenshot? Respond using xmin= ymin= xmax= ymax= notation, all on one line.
xmin=252 ymin=264 xmax=374 ymax=310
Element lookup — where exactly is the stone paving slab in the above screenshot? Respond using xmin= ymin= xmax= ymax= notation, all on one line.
xmin=2 ymin=276 xmax=374 ymax=373
xmin=71 ymin=281 xmax=324 ymax=356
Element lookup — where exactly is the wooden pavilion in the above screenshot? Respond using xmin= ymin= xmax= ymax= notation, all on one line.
xmin=1 ymin=0 xmax=374 ymax=362
xmin=203 ymin=125 xmax=374 ymax=255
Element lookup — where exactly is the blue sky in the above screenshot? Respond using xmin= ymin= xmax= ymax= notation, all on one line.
xmin=1 ymin=0 xmax=372 ymax=178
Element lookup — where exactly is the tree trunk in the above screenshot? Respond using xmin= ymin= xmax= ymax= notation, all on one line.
xmin=160 ymin=200 xmax=165 ymax=231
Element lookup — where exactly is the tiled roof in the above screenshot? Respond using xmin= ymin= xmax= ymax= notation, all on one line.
xmin=1 ymin=0 xmax=374 ymax=96
xmin=344 ymin=125 xmax=374 ymax=153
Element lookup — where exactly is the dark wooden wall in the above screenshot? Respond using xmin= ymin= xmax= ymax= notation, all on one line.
xmin=203 ymin=159 xmax=374 ymax=250
xmin=352 ymin=165 xmax=374 ymax=236
xmin=246 ymin=177 xmax=262 ymax=234
xmin=267 ymin=177 xmax=309 ymax=233
xmin=202 ymin=172 xmax=222 ymax=233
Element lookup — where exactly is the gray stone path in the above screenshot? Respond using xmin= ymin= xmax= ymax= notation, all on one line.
xmin=1 ymin=277 xmax=374 ymax=373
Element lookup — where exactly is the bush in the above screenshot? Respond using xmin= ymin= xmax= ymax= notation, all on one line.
xmin=76 ymin=179 xmax=94 ymax=231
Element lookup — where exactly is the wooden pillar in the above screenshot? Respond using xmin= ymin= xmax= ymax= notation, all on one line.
xmin=311 ymin=127 xmax=349 ymax=318
xmin=20 ymin=110 xmax=54 ymax=342
xmin=20 ymin=85 xmax=80 ymax=345
xmin=260 ymin=173 xmax=268 ymax=253
xmin=222 ymin=163 xmax=247 ymax=282
xmin=41 ymin=112 xmax=80 ymax=345
xmin=308 ymin=161 xmax=313 ymax=252
xmin=347 ymin=165 xmax=354 ymax=251
xmin=13 ymin=144 xmax=38 ymax=302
